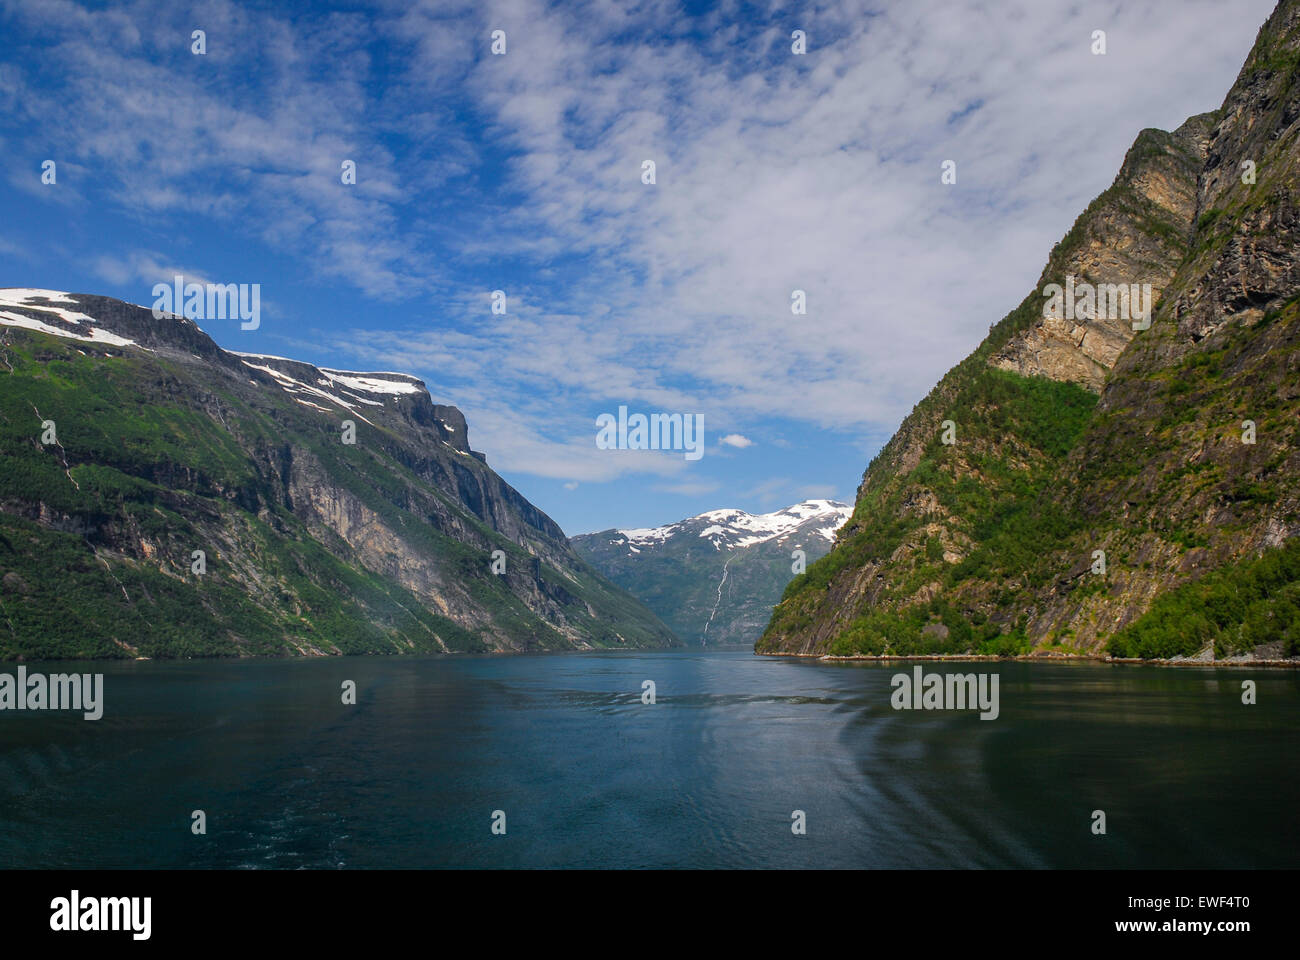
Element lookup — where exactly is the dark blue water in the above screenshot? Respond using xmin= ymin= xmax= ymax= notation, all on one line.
xmin=0 ymin=649 xmax=1296 ymax=868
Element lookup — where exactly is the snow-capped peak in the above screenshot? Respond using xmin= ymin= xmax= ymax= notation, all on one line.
xmin=0 ymin=291 xmax=435 ymax=418
xmin=617 ymin=499 xmax=853 ymax=550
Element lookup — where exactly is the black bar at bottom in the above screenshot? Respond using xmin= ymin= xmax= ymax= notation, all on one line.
xmin=0 ymin=869 xmax=1277 ymax=947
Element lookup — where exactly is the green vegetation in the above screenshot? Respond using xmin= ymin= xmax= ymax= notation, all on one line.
xmin=825 ymin=598 xmax=1031 ymax=657
xmin=1107 ymin=539 xmax=1300 ymax=659
xmin=766 ymin=362 xmax=1097 ymax=656
xmin=0 ymin=327 xmax=674 ymax=658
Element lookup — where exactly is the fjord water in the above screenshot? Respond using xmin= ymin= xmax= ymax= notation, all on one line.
xmin=1 ymin=649 xmax=1296 ymax=869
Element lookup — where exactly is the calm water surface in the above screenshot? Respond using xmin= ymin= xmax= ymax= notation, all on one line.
xmin=0 ymin=649 xmax=1296 ymax=868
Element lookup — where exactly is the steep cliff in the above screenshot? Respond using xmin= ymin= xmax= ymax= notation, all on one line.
xmin=759 ymin=0 xmax=1300 ymax=660
xmin=0 ymin=291 xmax=677 ymax=658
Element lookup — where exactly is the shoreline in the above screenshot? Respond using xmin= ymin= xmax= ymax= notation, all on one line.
xmin=757 ymin=651 xmax=1300 ymax=668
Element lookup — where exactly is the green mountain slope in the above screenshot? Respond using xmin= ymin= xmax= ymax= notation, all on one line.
xmin=759 ymin=0 xmax=1300 ymax=660
xmin=0 ymin=293 xmax=677 ymax=658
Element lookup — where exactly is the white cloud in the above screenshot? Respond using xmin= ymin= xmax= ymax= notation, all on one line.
xmin=719 ymin=434 xmax=753 ymax=449
xmin=379 ymin=0 xmax=1273 ymax=479
xmin=0 ymin=0 xmax=1277 ymax=487
xmin=797 ymin=484 xmax=840 ymax=500
xmin=91 ymin=251 xmax=212 ymax=293
xmin=1 ymin=0 xmax=467 ymax=300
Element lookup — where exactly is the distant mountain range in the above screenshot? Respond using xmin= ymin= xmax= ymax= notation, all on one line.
xmin=0 ymin=289 xmax=676 ymax=658
xmin=572 ymin=500 xmax=853 ymax=645
xmin=759 ymin=0 xmax=1300 ymax=661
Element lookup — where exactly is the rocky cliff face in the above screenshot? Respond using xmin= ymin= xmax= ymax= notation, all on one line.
xmin=759 ymin=0 xmax=1300 ymax=660
xmin=0 ymin=291 xmax=677 ymax=658
xmin=991 ymin=116 xmax=1212 ymax=389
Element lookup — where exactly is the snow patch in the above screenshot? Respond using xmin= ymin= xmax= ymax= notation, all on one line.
xmin=620 ymin=525 xmax=675 ymax=545
xmin=0 ymin=288 xmax=79 ymax=305
xmin=240 ymin=360 xmax=374 ymax=425
xmin=228 ymin=351 xmax=302 ymax=363
xmin=319 ymin=369 xmax=422 ymax=395
xmin=0 ymin=310 xmax=137 ymax=347
xmin=0 ymin=290 xmax=145 ymax=348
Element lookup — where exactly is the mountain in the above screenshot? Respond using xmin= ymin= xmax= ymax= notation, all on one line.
xmin=0 ymin=289 xmax=677 ymax=658
xmin=572 ymin=500 xmax=852 ymax=645
xmin=759 ymin=0 xmax=1300 ymax=661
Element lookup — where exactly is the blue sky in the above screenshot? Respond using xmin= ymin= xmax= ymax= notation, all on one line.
xmin=0 ymin=0 xmax=1276 ymax=534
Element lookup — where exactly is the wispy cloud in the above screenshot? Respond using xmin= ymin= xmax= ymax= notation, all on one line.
xmin=653 ymin=481 xmax=722 ymax=496
xmin=0 ymin=0 xmax=1275 ymax=496
xmin=91 ymin=251 xmax=211 ymax=290
xmin=742 ymin=477 xmax=795 ymax=507
xmin=377 ymin=0 xmax=1271 ymax=477
xmin=797 ymin=484 xmax=840 ymax=501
